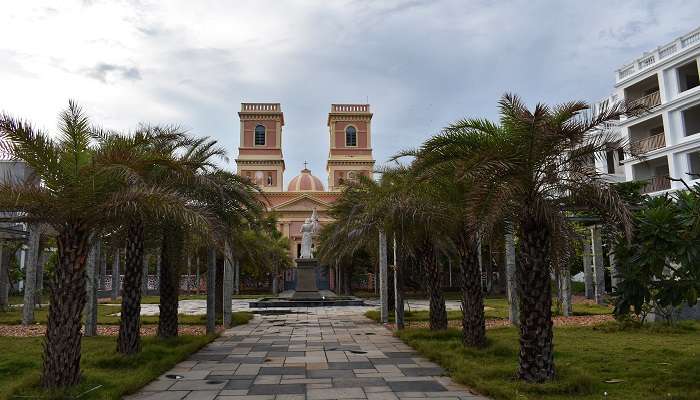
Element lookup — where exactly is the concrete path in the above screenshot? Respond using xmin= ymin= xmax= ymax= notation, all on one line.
xmin=126 ymin=299 xmax=465 ymax=316
xmin=126 ymin=309 xmax=489 ymax=400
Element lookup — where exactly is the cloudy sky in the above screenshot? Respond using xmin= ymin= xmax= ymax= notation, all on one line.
xmin=2 ymin=1 xmax=699 ymax=186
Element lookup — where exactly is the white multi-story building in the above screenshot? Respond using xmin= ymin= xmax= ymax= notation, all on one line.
xmin=597 ymin=27 xmax=700 ymax=194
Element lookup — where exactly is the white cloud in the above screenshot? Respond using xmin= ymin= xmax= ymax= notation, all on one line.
xmin=0 ymin=0 xmax=698 ymax=182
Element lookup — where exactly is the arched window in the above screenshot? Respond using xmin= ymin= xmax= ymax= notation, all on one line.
xmin=255 ymin=125 xmax=266 ymax=146
xmin=345 ymin=126 xmax=357 ymax=146
xmin=266 ymin=173 xmax=273 ymax=186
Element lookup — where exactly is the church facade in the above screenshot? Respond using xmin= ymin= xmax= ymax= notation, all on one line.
xmin=235 ymin=102 xmax=375 ymax=262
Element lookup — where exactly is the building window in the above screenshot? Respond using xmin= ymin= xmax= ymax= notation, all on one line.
xmin=255 ymin=125 xmax=266 ymax=145
xmin=689 ymin=151 xmax=700 ymax=179
xmin=683 ymin=104 xmax=700 ymax=137
xmin=617 ymin=148 xmax=625 ymax=165
xmin=678 ymin=60 xmax=700 ymax=93
xmin=606 ymin=150 xmax=615 ymax=174
xmin=266 ymin=173 xmax=273 ymax=186
xmin=345 ymin=126 xmax=357 ymax=146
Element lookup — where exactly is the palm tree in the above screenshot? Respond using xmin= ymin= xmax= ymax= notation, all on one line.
xmin=95 ymin=127 xmax=210 ymax=353
xmin=412 ymin=94 xmax=635 ymax=382
xmin=152 ymin=142 xmax=264 ymax=337
xmin=318 ymin=167 xmax=450 ymax=330
xmin=0 ymin=101 xmax=181 ymax=388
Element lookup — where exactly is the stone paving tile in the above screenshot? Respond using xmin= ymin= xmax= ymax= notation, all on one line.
xmin=129 ymin=306 xmax=490 ymax=400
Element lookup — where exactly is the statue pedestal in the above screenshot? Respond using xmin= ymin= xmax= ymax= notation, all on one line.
xmin=293 ymin=258 xmax=321 ymax=300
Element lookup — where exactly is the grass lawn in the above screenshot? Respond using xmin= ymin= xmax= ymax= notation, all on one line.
xmin=397 ymin=322 xmax=700 ymax=400
xmin=0 ymin=335 xmax=214 ymax=400
xmin=365 ymin=297 xmax=611 ymax=323
xmin=0 ymin=304 xmax=207 ymax=325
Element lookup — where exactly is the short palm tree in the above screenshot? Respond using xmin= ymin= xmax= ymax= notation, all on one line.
xmin=95 ymin=127 xmax=210 ymax=354
xmin=413 ymin=94 xmax=634 ymax=382
xmin=319 ymin=167 xmax=450 ymax=330
xmin=0 ymin=101 xmax=181 ymax=388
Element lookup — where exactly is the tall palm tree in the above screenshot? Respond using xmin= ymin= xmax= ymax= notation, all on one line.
xmin=0 ymin=101 xmax=180 ymax=388
xmin=412 ymin=94 xmax=636 ymax=382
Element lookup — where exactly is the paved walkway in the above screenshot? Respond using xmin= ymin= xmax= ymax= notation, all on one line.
xmin=129 ymin=299 xmax=465 ymax=316
xmin=126 ymin=309 xmax=488 ymax=400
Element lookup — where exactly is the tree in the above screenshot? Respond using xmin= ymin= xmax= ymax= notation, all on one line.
xmin=395 ymin=150 xmax=487 ymax=346
xmin=95 ymin=126 xmax=210 ymax=353
xmin=614 ymin=182 xmax=700 ymax=323
xmin=411 ymin=94 xmax=635 ymax=382
xmin=0 ymin=101 xmax=175 ymax=388
xmin=318 ymin=167 xmax=450 ymax=330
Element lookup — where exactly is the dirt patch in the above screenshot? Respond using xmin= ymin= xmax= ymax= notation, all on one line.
xmin=0 ymin=324 xmax=208 ymax=337
xmin=388 ymin=314 xmax=614 ymax=330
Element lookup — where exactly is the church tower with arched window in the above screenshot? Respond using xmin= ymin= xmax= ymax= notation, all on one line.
xmin=236 ymin=103 xmax=285 ymax=192
xmin=326 ymin=104 xmax=375 ymax=191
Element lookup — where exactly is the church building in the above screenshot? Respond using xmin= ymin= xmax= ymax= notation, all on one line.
xmin=235 ymin=103 xmax=375 ymax=263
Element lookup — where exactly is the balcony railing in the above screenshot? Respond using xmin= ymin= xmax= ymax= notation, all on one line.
xmin=617 ymin=27 xmax=700 ymax=82
xmin=332 ymin=104 xmax=369 ymax=113
xmin=241 ymin=103 xmax=280 ymax=112
xmin=641 ymin=176 xmax=671 ymax=194
xmin=628 ymin=90 xmax=661 ymax=110
xmin=630 ymin=132 xmax=665 ymax=154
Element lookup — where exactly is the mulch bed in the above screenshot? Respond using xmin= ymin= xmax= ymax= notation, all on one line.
xmin=389 ymin=314 xmax=614 ymax=330
xmin=0 ymin=325 xmax=207 ymax=337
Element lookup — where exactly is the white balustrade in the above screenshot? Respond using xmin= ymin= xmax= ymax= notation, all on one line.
xmin=617 ymin=27 xmax=700 ymax=82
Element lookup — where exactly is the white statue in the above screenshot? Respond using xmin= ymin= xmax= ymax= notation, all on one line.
xmin=299 ymin=208 xmax=321 ymax=259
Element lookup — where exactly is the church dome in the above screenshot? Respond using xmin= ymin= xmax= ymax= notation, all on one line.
xmin=288 ymin=168 xmax=325 ymax=192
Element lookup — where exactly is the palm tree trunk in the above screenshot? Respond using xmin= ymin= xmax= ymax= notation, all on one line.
xmin=458 ymin=230 xmax=486 ymax=347
xmin=118 ymin=220 xmax=145 ymax=354
xmin=422 ymin=242 xmax=447 ymax=330
xmin=516 ymin=214 xmax=554 ymax=383
xmin=42 ymin=224 xmax=90 ymax=389
xmin=158 ymin=227 xmax=182 ymax=338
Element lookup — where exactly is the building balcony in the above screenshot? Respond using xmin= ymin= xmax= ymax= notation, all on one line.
xmin=641 ymin=176 xmax=671 ymax=194
xmin=632 ymin=155 xmax=670 ymax=194
xmin=627 ymin=90 xmax=661 ymax=110
xmin=630 ymin=132 xmax=665 ymax=154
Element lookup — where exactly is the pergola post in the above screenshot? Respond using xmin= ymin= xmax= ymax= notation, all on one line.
xmin=393 ymin=235 xmax=404 ymax=330
xmin=591 ymin=225 xmax=606 ymax=305
xmin=223 ymin=241 xmax=233 ymax=328
xmin=504 ymin=230 xmax=519 ymax=325
xmin=234 ymin=259 xmax=240 ymax=295
xmin=195 ymin=256 xmax=201 ymax=295
xmin=22 ymin=223 xmax=41 ymax=326
xmin=142 ymin=253 xmax=150 ymax=295
xmin=378 ymin=228 xmax=388 ymax=324
xmin=99 ymin=250 xmax=107 ymax=290
xmin=186 ymin=255 xmax=192 ymax=295
xmin=559 ymin=266 xmax=572 ymax=316
xmin=609 ymin=252 xmax=620 ymax=290
xmin=36 ymin=247 xmax=48 ymax=307
xmin=583 ymin=236 xmax=594 ymax=300
xmin=0 ymin=243 xmax=7 ymax=310
xmin=111 ymin=248 xmax=121 ymax=301
xmin=84 ymin=238 xmax=101 ymax=336
xmin=206 ymin=247 xmax=217 ymax=335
